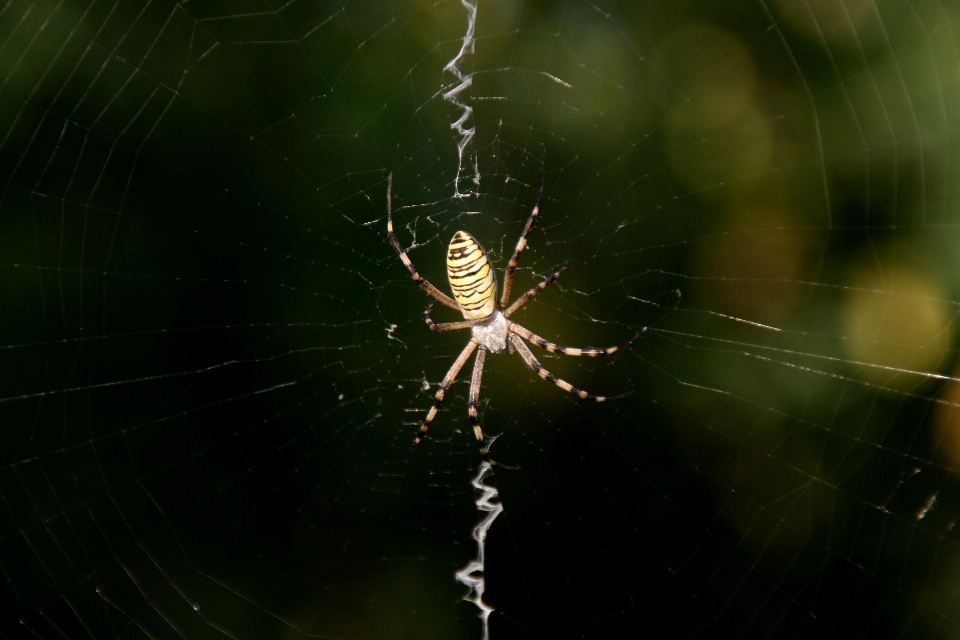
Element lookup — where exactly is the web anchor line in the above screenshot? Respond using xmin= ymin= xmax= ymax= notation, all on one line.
xmin=456 ymin=460 xmax=502 ymax=640
xmin=443 ymin=0 xmax=480 ymax=197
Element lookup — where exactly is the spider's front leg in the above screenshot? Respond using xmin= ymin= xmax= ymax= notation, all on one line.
xmin=468 ymin=346 xmax=490 ymax=462
xmin=509 ymin=334 xmax=633 ymax=402
xmin=467 ymin=346 xmax=518 ymax=469
xmin=511 ymin=323 xmax=646 ymax=356
xmin=412 ymin=340 xmax=478 ymax=451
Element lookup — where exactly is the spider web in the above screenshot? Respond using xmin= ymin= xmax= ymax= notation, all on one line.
xmin=3 ymin=0 xmax=960 ymax=638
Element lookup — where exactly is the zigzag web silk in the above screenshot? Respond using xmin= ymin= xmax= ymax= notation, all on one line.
xmin=455 ymin=461 xmax=501 ymax=640
xmin=444 ymin=0 xmax=480 ymax=198
xmin=440 ymin=1 xmax=501 ymax=635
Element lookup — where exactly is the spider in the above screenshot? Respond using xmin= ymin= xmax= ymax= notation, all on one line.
xmin=387 ymin=173 xmax=643 ymax=464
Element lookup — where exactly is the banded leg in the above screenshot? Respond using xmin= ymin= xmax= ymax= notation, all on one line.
xmin=412 ymin=340 xmax=479 ymax=450
xmin=423 ymin=301 xmax=473 ymax=332
xmin=504 ymin=260 xmax=570 ymax=318
xmin=508 ymin=334 xmax=632 ymax=402
xmin=468 ymin=346 xmax=490 ymax=462
xmin=386 ymin=173 xmax=460 ymax=311
xmin=510 ymin=324 xmax=646 ymax=356
xmin=499 ymin=172 xmax=545 ymax=308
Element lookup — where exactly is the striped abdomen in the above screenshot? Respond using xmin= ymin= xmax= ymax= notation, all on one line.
xmin=447 ymin=231 xmax=497 ymax=321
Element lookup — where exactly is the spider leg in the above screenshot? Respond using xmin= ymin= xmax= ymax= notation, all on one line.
xmin=423 ymin=301 xmax=473 ymax=332
xmin=386 ymin=173 xmax=460 ymax=311
xmin=412 ymin=340 xmax=478 ymax=451
xmin=510 ymin=323 xmax=646 ymax=356
xmin=468 ymin=346 xmax=490 ymax=462
xmin=503 ymin=260 xmax=570 ymax=318
xmin=508 ymin=334 xmax=632 ymax=402
xmin=499 ymin=172 xmax=545 ymax=308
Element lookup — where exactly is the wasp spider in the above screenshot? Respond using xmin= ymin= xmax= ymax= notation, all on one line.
xmin=387 ymin=173 xmax=643 ymax=464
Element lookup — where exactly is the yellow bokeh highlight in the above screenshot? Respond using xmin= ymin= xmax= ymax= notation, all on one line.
xmin=841 ymin=263 xmax=951 ymax=390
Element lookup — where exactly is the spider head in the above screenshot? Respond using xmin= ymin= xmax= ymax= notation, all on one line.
xmin=447 ymin=230 xmax=498 ymax=322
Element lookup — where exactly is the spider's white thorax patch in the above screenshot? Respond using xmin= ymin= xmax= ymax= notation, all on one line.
xmin=471 ymin=310 xmax=509 ymax=353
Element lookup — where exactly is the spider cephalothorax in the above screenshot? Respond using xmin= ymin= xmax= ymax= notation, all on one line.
xmin=386 ymin=173 xmax=643 ymax=464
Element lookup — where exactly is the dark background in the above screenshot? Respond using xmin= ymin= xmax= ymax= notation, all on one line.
xmin=3 ymin=1 xmax=960 ymax=638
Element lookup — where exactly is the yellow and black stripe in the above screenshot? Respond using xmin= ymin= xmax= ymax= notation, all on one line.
xmin=386 ymin=174 xmax=460 ymax=312
xmin=447 ymin=231 xmax=497 ymax=321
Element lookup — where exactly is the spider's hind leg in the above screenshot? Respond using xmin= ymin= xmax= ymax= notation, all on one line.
xmin=503 ymin=260 xmax=570 ymax=318
xmin=499 ymin=172 xmax=545 ymax=308
xmin=386 ymin=173 xmax=460 ymax=312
